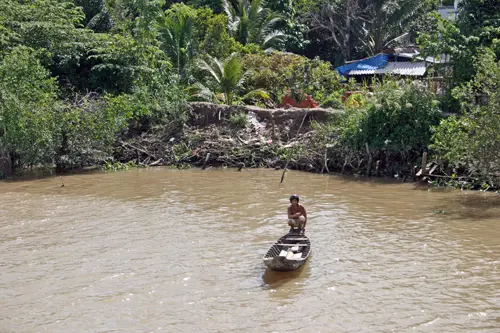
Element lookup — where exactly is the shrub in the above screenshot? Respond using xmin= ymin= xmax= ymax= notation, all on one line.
xmin=0 ymin=47 xmax=59 ymax=170
xmin=229 ymin=112 xmax=247 ymax=128
xmin=242 ymin=51 xmax=342 ymax=104
xmin=341 ymin=81 xmax=441 ymax=155
xmin=430 ymin=48 xmax=500 ymax=180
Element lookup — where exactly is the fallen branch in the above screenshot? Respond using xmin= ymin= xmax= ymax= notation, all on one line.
xmin=202 ymin=153 xmax=211 ymax=170
xmin=120 ymin=141 xmax=158 ymax=160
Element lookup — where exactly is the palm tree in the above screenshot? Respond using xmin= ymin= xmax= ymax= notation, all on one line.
xmin=75 ymin=0 xmax=113 ymax=32
xmin=311 ymin=0 xmax=431 ymax=61
xmin=196 ymin=53 xmax=246 ymax=105
xmin=359 ymin=0 xmax=428 ymax=56
xmin=222 ymin=0 xmax=286 ymax=49
xmin=158 ymin=4 xmax=196 ymax=80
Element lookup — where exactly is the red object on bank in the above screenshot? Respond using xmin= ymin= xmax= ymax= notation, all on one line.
xmin=280 ymin=92 xmax=319 ymax=109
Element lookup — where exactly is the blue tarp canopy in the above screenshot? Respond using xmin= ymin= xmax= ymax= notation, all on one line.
xmin=335 ymin=54 xmax=389 ymax=77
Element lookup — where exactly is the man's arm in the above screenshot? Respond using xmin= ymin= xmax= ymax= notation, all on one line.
xmin=287 ymin=206 xmax=294 ymax=219
xmin=302 ymin=206 xmax=307 ymax=226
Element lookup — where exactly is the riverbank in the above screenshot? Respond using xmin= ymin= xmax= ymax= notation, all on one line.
xmin=115 ymin=102 xmax=344 ymax=172
xmin=114 ymin=102 xmax=499 ymax=191
xmin=2 ymin=101 xmax=497 ymax=192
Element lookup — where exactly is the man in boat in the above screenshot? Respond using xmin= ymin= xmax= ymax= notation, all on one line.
xmin=287 ymin=194 xmax=307 ymax=234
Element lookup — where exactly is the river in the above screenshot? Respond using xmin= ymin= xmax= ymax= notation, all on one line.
xmin=0 ymin=168 xmax=499 ymax=333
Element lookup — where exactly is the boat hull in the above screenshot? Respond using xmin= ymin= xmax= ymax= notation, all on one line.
xmin=263 ymin=253 xmax=310 ymax=271
xmin=263 ymin=231 xmax=311 ymax=271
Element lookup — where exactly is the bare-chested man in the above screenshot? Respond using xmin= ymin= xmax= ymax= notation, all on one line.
xmin=287 ymin=194 xmax=307 ymax=234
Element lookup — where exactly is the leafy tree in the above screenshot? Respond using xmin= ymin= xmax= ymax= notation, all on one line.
xmin=243 ymin=52 xmax=341 ymax=104
xmin=430 ymin=48 xmax=500 ymax=182
xmin=341 ymin=80 xmax=441 ymax=157
xmin=55 ymin=93 xmax=132 ymax=170
xmin=188 ymin=0 xmax=224 ymax=13
xmin=222 ymin=0 xmax=287 ymax=49
xmin=358 ymin=0 xmax=436 ymax=56
xmin=74 ymin=0 xmax=113 ymax=32
xmin=158 ymin=3 xmax=198 ymax=80
xmin=90 ymin=0 xmax=169 ymax=94
xmin=0 ymin=0 xmax=86 ymax=53
xmin=419 ymin=0 xmax=499 ymax=83
xmin=310 ymin=0 xmax=436 ymax=61
xmin=0 ymin=47 xmax=59 ymax=171
xmin=90 ymin=33 xmax=170 ymax=94
xmin=0 ymin=0 xmax=104 ymax=93
xmin=456 ymin=0 xmax=500 ymax=38
xmin=201 ymin=14 xmax=242 ymax=58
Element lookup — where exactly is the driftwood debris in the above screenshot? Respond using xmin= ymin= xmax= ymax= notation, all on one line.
xmin=115 ymin=111 xmax=458 ymax=186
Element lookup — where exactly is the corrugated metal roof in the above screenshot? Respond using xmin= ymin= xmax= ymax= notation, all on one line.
xmin=349 ymin=61 xmax=427 ymax=76
xmin=336 ymin=54 xmax=389 ymax=77
xmin=394 ymin=50 xmax=451 ymax=64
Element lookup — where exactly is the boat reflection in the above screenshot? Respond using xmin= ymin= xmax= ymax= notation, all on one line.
xmin=261 ymin=260 xmax=311 ymax=289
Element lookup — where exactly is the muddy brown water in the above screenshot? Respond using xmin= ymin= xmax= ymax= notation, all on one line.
xmin=0 ymin=168 xmax=499 ymax=333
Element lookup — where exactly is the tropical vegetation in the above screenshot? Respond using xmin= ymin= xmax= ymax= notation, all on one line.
xmin=0 ymin=0 xmax=498 ymax=190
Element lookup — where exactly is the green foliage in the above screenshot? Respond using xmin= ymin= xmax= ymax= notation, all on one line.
xmin=196 ymin=53 xmax=246 ymax=105
xmin=320 ymin=93 xmax=344 ymax=109
xmin=0 ymin=47 xmax=59 ymax=167
xmin=418 ymin=14 xmax=477 ymax=89
xmin=419 ymin=1 xmax=500 ymax=108
xmin=341 ymin=81 xmax=441 ymax=153
xmin=309 ymin=0 xmax=436 ymax=61
xmin=55 ymin=93 xmax=132 ymax=169
xmin=229 ymin=112 xmax=247 ymax=128
xmin=157 ymin=3 xmax=197 ymax=80
xmin=75 ymin=0 xmax=113 ymax=32
xmin=201 ymin=14 xmax=242 ymax=58
xmin=358 ymin=0 xmax=434 ymax=56
xmin=158 ymin=3 xmax=221 ymax=81
xmin=243 ymin=52 xmax=341 ymax=103
xmin=222 ymin=0 xmax=287 ymax=49
xmin=431 ymin=48 xmax=500 ymax=178
xmin=241 ymin=89 xmax=271 ymax=106
xmin=89 ymin=33 xmax=170 ymax=94
xmin=188 ymin=0 xmax=224 ymax=13
xmin=0 ymin=0 xmax=86 ymax=53
xmin=0 ymin=0 xmax=97 ymax=91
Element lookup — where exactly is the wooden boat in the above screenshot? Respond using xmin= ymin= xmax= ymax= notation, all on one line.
xmin=263 ymin=230 xmax=311 ymax=271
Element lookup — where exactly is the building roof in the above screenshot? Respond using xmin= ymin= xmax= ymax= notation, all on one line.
xmin=349 ymin=61 xmax=427 ymax=76
xmin=336 ymin=54 xmax=389 ymax=77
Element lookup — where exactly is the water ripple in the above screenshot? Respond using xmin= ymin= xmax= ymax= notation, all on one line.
xmin=1 ymin=168 xmax=499 ymax=333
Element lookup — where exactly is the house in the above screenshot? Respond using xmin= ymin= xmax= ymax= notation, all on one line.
xmin=335 ymin=1 xmax=460 ymax=82
xmin=335 ymin=47 xmax=449 ymax=82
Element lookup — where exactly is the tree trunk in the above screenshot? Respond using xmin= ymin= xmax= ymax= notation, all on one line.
xmin=344 ymin=0 xmax=351 ymax=61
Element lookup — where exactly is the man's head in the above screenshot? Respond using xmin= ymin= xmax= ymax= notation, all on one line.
xmin=289 ymin=194 xmax=300 ymax=206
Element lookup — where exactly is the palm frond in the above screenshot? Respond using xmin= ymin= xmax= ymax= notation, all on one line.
xmin=197 ymin=55 xmax=222 ymax=84
xmin=242 ymin=89 xmax=270 ymax=101
xmin=383 ymin=32 xmax=410 ymax=48
xmin=249 ymin=0 xmax=265 ymax=20
xmin=222 ymin=0 xmax=238 ymax=32
xmin=223 ymin=0 xmax=287 ymax=48
xmin=186 ymin=82 xmax=217 ymax=102
xmin=261 ymin=30 xmax=287 ymax=49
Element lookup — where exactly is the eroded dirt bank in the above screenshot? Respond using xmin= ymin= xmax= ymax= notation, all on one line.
xmin=116 ymin=102 xmax=345 ymax=173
